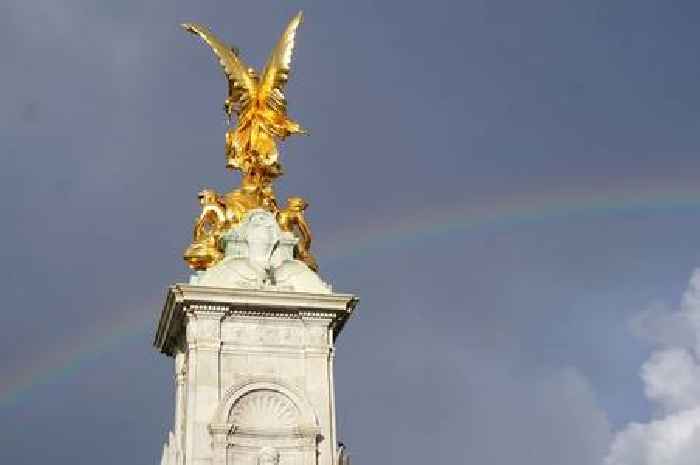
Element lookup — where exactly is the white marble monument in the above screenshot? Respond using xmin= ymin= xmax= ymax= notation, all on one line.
xmin=154 ymin=211 xmax=358 ymax=465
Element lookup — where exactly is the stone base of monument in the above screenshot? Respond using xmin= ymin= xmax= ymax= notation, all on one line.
xmin=154 ymin=210 xmax=358 ymax=465
xmin=154 ymin=284 xmax=357 ymax=465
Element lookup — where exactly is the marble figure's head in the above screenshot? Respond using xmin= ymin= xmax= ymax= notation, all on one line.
xmin=243 ymin=210 xmax=281 ymax=269
xmin=246 ymin=211 xmax=280 ymax=245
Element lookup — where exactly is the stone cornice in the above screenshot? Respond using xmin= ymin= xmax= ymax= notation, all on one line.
xmin=154 ymin=284 xmax=358 ymax=356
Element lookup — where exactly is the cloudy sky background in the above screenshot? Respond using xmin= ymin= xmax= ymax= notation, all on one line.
xmin=2 ymin=1 xmax=700 ymax=464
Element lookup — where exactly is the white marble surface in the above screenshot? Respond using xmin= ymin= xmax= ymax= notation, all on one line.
xmin=155 ymin=285 xmax=358 ymax=465
xmin=191 ymin=210 xmax=331 ymax=294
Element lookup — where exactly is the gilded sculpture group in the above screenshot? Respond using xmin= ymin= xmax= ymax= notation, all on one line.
xmin=182 ymin=12 xmax=318 ymax=273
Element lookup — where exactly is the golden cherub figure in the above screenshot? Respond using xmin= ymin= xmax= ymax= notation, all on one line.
xmin=183 ymin=189 xmax=226 ymax=270
xmin=277 ymin=197 xmax=318 ymax=272
xmin=181 ymin=12 xmax=320 ymax=273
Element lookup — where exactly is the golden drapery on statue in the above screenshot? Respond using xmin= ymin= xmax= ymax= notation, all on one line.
xmin=181 ymin=11 xmax=319 ymax=272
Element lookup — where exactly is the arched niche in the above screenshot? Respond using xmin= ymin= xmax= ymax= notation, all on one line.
xmin=209 ymin=378 xmax=321 ymax=465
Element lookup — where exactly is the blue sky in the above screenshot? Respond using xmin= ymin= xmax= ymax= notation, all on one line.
xmin=2 ymin=1 xmax=700 ymax=464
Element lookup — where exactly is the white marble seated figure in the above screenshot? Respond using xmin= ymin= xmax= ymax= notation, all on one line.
xmin=193 ymin=210 xmax=331 ymax=293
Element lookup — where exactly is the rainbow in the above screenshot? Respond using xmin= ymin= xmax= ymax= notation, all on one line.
xmin=0 ymin=298 xmax=158 ymax=408
xmin=318 ymin=183 xmax=700 ymax=259
xmin=3 ymin=183 xmax=700 ymax=407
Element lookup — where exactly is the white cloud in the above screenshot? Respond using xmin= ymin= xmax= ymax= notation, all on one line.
xmin=629 ymin=303 xmax=695 ymax=349
xmin=642 ymin=349 xmax=700 ymax=415
xmin=606 ymin=408 xmax=700 ymax=465
xmin=605 ymin=270 xmax=700 ymax=465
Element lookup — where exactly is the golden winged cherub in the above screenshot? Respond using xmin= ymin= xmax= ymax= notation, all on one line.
xmin=183 ymin=190 xmax=227 ymax=270
xmin=277 ymin=197 xmax=318 ymax=272
xmin=181 ymin=12 xmax=319 ymax=272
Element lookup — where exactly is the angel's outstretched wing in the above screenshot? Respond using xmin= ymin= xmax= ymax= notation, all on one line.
xmin=258 ymin=11 xmax=303 ymax=114
xmin=181 ymin=22 xmax=257 ymax=110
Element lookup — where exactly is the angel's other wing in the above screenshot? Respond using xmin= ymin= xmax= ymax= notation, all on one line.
xmin=258 ymin=11 xmax=303 ymax=114
xmin=181 ymin=22 xmax=257 ymax=107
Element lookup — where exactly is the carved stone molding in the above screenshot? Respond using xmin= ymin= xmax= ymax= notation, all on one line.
xmin=229 ymin=390 xmax=299 ymax=431
xmin=208 ymin=378 xmax=322 ymax=465
xmin=211 ymin=377 xmax=320 ymax=432
xmin=155 ymin=285 xmax=358 ymax=356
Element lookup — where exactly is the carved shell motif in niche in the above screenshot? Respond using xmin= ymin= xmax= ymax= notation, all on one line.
xmin=228 ymin=390 xmax=301 ymax=430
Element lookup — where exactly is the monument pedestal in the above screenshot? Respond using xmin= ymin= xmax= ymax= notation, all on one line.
xmin=154 ymin=284 xmax=357 ymax=465
xmin=169 ymin=13 xmax=357 ymax=464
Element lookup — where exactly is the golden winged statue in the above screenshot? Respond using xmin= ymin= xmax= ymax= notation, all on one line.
xmin=182 ymin=11 xmax=306 ymax=176
xmin=181 ymin=12 xmax=319 ymax=273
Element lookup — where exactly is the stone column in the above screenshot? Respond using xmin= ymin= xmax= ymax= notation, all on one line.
xmin=174 ymin=349 xmax=186 ymax=465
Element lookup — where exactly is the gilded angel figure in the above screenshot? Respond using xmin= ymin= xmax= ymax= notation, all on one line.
xmin=182 ymin=12 xmax=307 ymax=178
xmin=180 ymin=12 xmax=319 ymax=272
